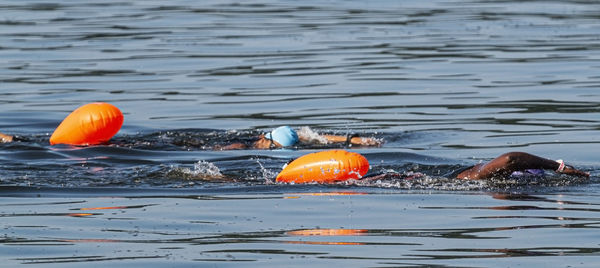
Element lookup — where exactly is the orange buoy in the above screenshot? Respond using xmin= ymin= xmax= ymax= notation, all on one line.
xmin=50 ymin=102 xmax=123 ymax=146
xmin=276 ymin=150 xmax=369 ymax=184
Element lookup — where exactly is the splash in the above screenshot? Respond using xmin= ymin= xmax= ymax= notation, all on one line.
xmin=347 ymin=171 xmax=490 ymax=191
xmin=255 ymin=158 xmax=279 ymax=184
xmin=342 ymin=169 xmax=592 ymax=191
xmin=297 ymin=126 xmax=329 ymax=144
xmin=168 ymin=160 xmax=224 ymax=181
xmin=194 ymin=160 xmax=223 ymax=177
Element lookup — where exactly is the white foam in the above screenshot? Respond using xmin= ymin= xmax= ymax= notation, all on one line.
xmin=193 ymin=160 xmax=223 ymax=177
xmin=172 ymin=160 xmax=224 ymax=180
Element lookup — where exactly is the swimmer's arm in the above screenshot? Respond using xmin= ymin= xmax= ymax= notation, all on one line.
xmin=306 ymin=134 xmax=380 ymax=146
xmin=216 ymin=143 xmax=247 ymax=150
xmin=457 ymin=152 xmax=589 ymax=180
xmin=252 ymin=135 xmax=273 ymax=149
xmin=561 ymin=165 xmax=590 ymax=177
xmin=218 ymin=135 xmax=274 ymax=150
xmin=0 ymin=132 xmax=13 ymax=143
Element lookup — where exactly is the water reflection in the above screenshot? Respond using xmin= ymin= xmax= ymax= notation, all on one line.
xmin=422 ymin=192 xmax=600 ymax=213
xmin=490 ymin=193 xmax=600 ymax=205
xmin=0 ymin=212 xmax=101 ymax=218
xmin=289 ymin=191 xmax=367 ymax=197
xmin=16 ymin=256 xmax=164 ymax=265
xmin=412 ymin=246 xmax=600 ymax=260
xmin=74 ymin=204 xmax=156 ymax=211
xmin=287 ymin=228 xmax=367 ymax=236
xmin=2 ymin=191 xmax=600 ymax=266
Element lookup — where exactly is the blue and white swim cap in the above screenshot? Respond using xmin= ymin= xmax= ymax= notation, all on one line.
xmin=265 ymin=126 xmax=299 ymax=147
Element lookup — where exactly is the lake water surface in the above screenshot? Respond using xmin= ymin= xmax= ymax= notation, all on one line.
xmin=1 ymin=0 xmax=599 ymax=267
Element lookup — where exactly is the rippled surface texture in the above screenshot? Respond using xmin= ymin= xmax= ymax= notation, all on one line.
xmin=1 ymin=0 xmax=599 ymax=267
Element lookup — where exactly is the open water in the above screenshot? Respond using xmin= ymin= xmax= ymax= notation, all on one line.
xmin=1 ymin=0 xmax=599 ymax=267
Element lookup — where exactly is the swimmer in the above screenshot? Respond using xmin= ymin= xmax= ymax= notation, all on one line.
xmin=0 ymin=126 xmax=380 ymax=149
xmin=219 ymin=126 xmax=381 ymax=150
xmin=455 ymin=152 xmax=589 ymax=180
xmin=358 ymin=151 xmax=589 ymax=183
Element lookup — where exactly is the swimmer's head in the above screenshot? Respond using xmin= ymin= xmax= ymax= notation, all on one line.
xmin=265 ymin=126 xmax=299 ymax=147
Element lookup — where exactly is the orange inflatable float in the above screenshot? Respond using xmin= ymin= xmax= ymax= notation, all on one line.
xmin=50 ymin=102 xmax=123 ymax=146
xmin=276 ymin=150 xmax=369 ymax=184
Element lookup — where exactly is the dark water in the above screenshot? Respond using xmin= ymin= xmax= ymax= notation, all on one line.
xmin=1 ymin=0 xmax=600 ymax=266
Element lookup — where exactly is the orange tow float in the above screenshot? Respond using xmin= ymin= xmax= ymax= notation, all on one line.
xmin=49 ymin=102 xmax=123 ymax=146
xmin=276 ymin=150 xmax=369 ymax=184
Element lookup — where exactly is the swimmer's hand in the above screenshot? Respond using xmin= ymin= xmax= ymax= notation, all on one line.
xmin=560 ymin=166 xmax=590 ymax=178
xmin=0 ymin=132 xmax=13 ymax=143
xmin=348 ymin=136 xmax=381 ymax=146
xmin=253 ymin=135 xmax=277 ymax=149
